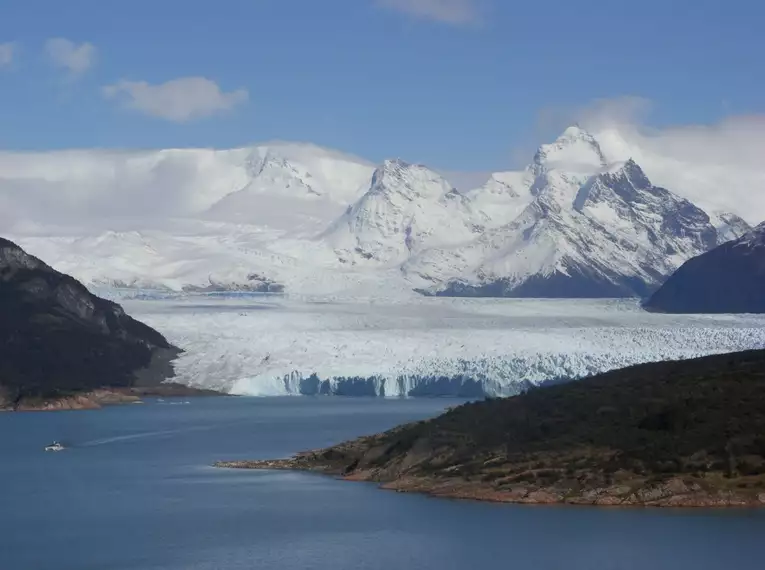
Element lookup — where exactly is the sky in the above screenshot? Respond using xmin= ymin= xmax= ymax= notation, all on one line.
xmin=0 ymin=0 xmax=764 ymax=171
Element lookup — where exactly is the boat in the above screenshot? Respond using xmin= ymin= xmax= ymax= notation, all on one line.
xmin=44 ymin=441 xmax=65 ymax=452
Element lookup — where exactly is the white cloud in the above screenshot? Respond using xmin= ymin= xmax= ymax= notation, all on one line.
xmin=563 ymin=97 xmax=765 ymax=224
xmin=0 ymin=42 xmax=16 ymax=68
xmin=103 ymin=77 xmax=249 ymax=122
xmin=45 ymin=38 xmax=96 ymax=76
xmin=377 ymin=0 xmax=482 ymax=25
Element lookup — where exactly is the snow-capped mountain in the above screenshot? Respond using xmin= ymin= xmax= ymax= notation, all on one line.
xmin=0 ymin=142 xmax=373 ymax=235
xmin=322 ymin=159 xmax=482 ymax=266
xmin=204 ymin=144 xmax=373 ymax=233
xmin=532 ymin=125 xmax=608 ymax=176
xmin=713 ymin=212 xmax=753 ymax=244
xmin=1 ymin=127 xmax=755 ymax=299
xmin=409 ymin=129 xmax=739 ymax=298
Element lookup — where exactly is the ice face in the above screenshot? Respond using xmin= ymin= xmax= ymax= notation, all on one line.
xmin=123 ymin=295 xmax=765 ymax=398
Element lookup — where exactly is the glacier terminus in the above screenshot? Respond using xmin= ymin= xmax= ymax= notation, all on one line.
xmin=4 ymin=126 xmax=764 ymax=397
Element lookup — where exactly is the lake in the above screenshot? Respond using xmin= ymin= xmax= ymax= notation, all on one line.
xmin=2 ymin=397 xmax=765 ymax=570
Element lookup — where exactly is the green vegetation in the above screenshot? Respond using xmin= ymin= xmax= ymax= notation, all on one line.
xmin=400 ymin=349 xmax=765 ymax=480
xmin=224 ymin=350 xmax=765 ymax=506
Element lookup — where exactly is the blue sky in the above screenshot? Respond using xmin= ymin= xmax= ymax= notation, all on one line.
xmin=0 ymin=0 xmax=763 ymax=170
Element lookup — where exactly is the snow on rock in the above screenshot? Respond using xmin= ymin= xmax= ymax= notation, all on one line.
xmin=531 ymin=125 xmax=608 ymax=176
xmin=590 ymin=125 xmax=765 ymax=225
xmin=713 ymin=212 xmax=753 ymax=244
xmin=204 ymin=144 xmax=373 ymax=233
xmin=125 ymin=296 xmax=765 ymax=397
xmin=741 ymin=221 xmax=765 ymax=248
xmin=2 ymin=129 xmax=759 ymax=299
xmin=321 ymin=159 xmax=482 ymax=266
xmin=417 ymin=145 xmax=723 ymax=298
xmin=465 ymin=170 xmax=535 ymax=228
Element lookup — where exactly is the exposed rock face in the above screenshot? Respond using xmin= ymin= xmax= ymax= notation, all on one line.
xmin=217 ymin=349 xmax=765 ymax=508
xmin=0 ymin=237 xmax=181 ymax=409
xmin=645 ymin=222 xmax=765 ymax=313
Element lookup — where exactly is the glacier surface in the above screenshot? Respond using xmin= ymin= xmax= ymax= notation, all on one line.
xmin=122 ymin=295 xmax=765 ymax=397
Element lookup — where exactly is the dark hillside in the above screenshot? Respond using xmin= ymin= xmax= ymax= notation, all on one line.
xmin=645 ymin=223 xmax=765 ymax=313
xmin=0 ymin=237 xmax=180 ymax=408
xmin=219 ymin=350 xmax=765 ymax=507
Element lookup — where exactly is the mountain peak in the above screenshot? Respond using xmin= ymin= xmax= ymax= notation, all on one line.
xmin=560 ymin=124 xmax=591 ymax=139
xmin=369 ymin=159 xmax=455 ymax=202
xmin=709 ymin=212 xmax=751 ymax=245
xmin=380 ymin=158 xmax=410 ymax=171
xmin=599 ymin=158 xmax=651 ymax=189
xmin=532 ymin=126 xmax=607 ymax=175
xmin=742 ymin=222 xmax=765 ymax=248
xmin=323 ymin=157 xmax=477 ymax=265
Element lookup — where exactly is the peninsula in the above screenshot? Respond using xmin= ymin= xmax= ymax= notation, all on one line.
xmin=217 ymin=350 xmax=765 ymax=508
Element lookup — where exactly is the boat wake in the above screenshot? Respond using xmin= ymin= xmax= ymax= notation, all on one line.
xmin=79 ymin=424 xmax=228 ymax=447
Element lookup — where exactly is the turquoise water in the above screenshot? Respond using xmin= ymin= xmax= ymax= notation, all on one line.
xmin=2 ymin=397 xmax=765 ymax=570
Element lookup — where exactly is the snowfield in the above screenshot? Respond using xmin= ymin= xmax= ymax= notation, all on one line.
xmin=122 ymin=295 xmax=765 ymax=397
xmin=5 ymin=125 xmax=761 ymax=300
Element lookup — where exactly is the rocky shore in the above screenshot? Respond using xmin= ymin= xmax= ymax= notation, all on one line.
xmin=215 ymin=350 xmax=765 ymax=509
xmin=3 ymin=383 xmax=223 ymax=412
xmin=214 ymin=452 xmax=765 ymax=509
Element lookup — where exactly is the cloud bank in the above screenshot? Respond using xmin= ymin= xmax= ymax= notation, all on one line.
xmin=103 ymin=77 xmax=249 ymax=122
xmin=0 ymin=99 xmax=762 ymax=235
xmin=563 ymin=97 xmax=765 ymax=224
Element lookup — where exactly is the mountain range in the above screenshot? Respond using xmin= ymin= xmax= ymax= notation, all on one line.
xmin=2 ymin=127 xmax=756 ymax=299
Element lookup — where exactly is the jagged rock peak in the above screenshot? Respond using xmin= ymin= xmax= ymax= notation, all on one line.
xmin=0 ymin=238 xmax=45 ymax=272
xmin=486 ymin=171 xmax=530 ymax=196
xmin=741 ymin=222 xmax=765 ymax=248
xmin=600 ymin=158 xmax=651 ymax=187
xmin=574 ymin=158 xmax=670 ymax=213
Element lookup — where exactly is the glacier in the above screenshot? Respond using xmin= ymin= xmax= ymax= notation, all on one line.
xmin=121 ymin=295 xmax=765 ymax=398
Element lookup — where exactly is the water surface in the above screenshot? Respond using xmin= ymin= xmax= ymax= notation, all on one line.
xmin=2 ymin=397 xmax=764 ymax=569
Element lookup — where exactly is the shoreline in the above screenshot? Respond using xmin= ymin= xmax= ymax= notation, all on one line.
xmin=213 ymin=458 xmax=765 ymax=509
xmin=2 ymin=383 xmax=225 ymax=412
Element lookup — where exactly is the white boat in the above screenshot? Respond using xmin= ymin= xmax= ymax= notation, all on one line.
xmin=44 ymin=441 xmax=65 ymax=452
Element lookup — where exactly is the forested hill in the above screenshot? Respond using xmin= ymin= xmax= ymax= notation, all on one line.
xmin=219 ymin=349 xmax=765 ymax=507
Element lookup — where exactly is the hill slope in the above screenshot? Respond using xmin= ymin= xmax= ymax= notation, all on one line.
xmin=218 ymin=350 xmax=765 ymax=507
xmin=0 ymin=237 xmax=181 ymax=409
xmin=645 ymin=223 xmax=765 ymax=313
